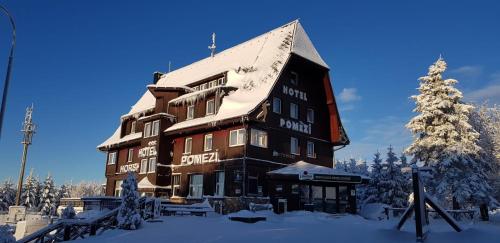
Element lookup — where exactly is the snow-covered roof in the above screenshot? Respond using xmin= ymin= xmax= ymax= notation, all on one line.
xmin=161 ymin=20 xmax=328 ymax=132
xmin=98 ymin=130 xmax=143 ymax=149
xmin=137 ymin=177 xmax=171 ymax=189
xmin=268 ymin=161 xmax=369 ymax=180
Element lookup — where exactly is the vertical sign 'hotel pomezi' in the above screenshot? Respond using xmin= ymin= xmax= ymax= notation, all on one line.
xmin=98 ymin=20 xmax=365 ymax=214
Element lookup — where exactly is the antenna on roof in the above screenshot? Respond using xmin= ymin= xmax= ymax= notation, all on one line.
xmin=208 ymin=32 xmax=216 ymax=57
xmin=168 ymin=61 xmax=171 ymax=73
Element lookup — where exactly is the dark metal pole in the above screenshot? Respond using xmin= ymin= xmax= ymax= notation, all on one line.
xmin=0 ymin=4 xmax=16 ymax=140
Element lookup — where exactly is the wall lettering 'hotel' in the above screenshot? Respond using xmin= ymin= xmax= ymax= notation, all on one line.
xmin=283 ymin=85 xmax=307 ymax=101
xmin=280 ymin=118 xmax=312 ymax=134
xmin=181 ymin=152 xmax=219 ymax=166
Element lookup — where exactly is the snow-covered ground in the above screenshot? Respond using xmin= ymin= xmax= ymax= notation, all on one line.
xmin=74 ymin=210 xmax=500 ymax=243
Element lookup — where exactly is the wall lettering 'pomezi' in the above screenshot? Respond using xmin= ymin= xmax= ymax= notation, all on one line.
xmin=280 ymin=118 xmax=312 ymax=134
xmin=181 ymin=152 xmax=219 ymax=166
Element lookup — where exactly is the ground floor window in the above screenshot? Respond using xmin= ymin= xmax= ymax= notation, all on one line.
xmin=172 ymin=174 xmax=181 ymax=196
xmin=248 ymin=176 xmax=258 ymax=195
xmin=140 ymin=159 xmax=147 ymax=174
xmin=189 ymin=174 xmax=203 ymax=198
xmin=114 ymin=180 xmax=123 ymax=197
xmin=148 ymin=157 xmax=156 ymax=173
xmin=215 ymin=171 xmax=224 ymax=197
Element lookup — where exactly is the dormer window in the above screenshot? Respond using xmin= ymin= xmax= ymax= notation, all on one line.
xmin=144 ymin=122 xmax=152 ymax=138
xmin=187 ymin=105 xmax=195 ymax=120
xmin=290 ymin=71 xmax=299 ymax=86
xmin=217 ymin=77 xmax=225 ymax=85
xmin=130 ymin=121 xmax=136 ymax=134
xmin=206 ymin=99 xmax=215 ymax=115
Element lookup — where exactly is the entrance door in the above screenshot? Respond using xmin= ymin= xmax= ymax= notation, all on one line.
xmin=324 ymin=187 xmax=337 ymax=213
xmin=311 ymin=186 xmax=323 ymax=212
xmin=338 ymin=186 xmax=349 ymax=213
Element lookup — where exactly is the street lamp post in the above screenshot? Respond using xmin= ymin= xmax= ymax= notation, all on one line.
xmin=0 ymin=4 xmax=16 ymax=140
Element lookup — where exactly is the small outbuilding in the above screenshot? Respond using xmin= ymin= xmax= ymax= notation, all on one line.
xmin=267 ymin=161 xmax=369 ymax=214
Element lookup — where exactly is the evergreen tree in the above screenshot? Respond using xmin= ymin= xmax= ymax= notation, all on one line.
xmin=363 ymin=151 xmax=384 ymax=204
xmin=34 ymin=177 xmax=43 ymax=209
xmin=405 ymin=57 xmax=492 ymax=208
xmin=117 ymin=172 xmax=141 ymax=230
xmin=379 ymin=146 xmax=409 ymax=207
xmin=0 ymin=179 xmax=16 ymax=211
xmin=21 ymin=171 xmax=38 ymax=209
xmin=348 ymin=158 xmax=358 ymax=174
xmin=39 ymin=174 xmax=56 ymax=215
xmin=356 ymin=159 xmax=369 ymax=176
xmin=55 ymin=184 xmax=70 ymax=210
xmin=399 ymin=153 xmax=413 ymax=196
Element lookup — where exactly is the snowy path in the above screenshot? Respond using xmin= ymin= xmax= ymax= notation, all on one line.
xmin=75 ymin=211 xmax=500 ymax=243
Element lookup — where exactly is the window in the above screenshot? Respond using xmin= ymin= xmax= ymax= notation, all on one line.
xmin=108 ymin=152 xmax=117 ymax=165
xmin=127 ymin=148 xmax=134 ymax=162
xmin=206 ymin=99 xmax=215 ymax=115
xmin=204 ymin=134 xmax=213 ymax=151
xmin=131 ymin=121 xmax=136 ymax=134
xmin=229 ymin=129 xmax=246 ymax=147
xmin=140 ymin=159 xmax=148 ymax=174
xmin=114 ymin=180 xmax=123 ymax=197
xmin=189 ymin=174 xmax=203 ymax=198
xmin=272 ymin=97 xmax=281 ymax=114
xmin=290 ymin=71 xmax=299 ymax=85
xmin=250 ymin=129 xmax=268 ymax=148
xmin=217 ymin=77 xmax=225 ymax=85
xmin=307 ymin=141 xmax=315 ymax=158
xmin=187 ymin=105 xmax=195 ymax=120
xmin=144 ymin=122 xmax=151 ymax=138
xmin=151 ymin=120 xmax=160 ymax=136
xmin=184 ymin=137 xmax=192 ymax=154
xmin=307 ymin=108 xmax=314 ymax=123
xmin=172 ymin=174 xmax=181 ymax=196
xmin=215 ymin=171 xmax=225 ymax=197
xmin=290 ymin=103 xmax=299 ymax=119
xmin=148 ymin=157 xmax=156 ymax=173
xmin=208 ymin=80 xmax=217 ymax=88
xmin=291 ymin=137 xmax=300 ymax=155
xmin=248 ymin=176 xmax=258 ymax=195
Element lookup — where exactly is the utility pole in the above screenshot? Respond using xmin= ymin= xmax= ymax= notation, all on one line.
xmin=0 ymin=4 xmax=16 ymax=140
xmin=15 ymin=105 xmax=36 ymax=206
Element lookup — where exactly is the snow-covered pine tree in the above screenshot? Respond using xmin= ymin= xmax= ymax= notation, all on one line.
xmin=34 ymin=176 xmax=43 ymax=209
xmin=55 ymin=184 xmax=70 ymax=210
xmin=39 ymin=174 xmax=56 ymax=215
xmin=399 ymin=153 xmax=413 ymax=197
xmin=21 ymin=171 xmax=38 ymax=209
xmin=348 ymin=158 xmax=358 ymax=174
xmin=363 ymin=151 xmax=384 ymax=204
xmin=0 ymin=225 xmax=15 ymax=243
xmin=0 ymin=179 xmax=16 ymax=211
xmin=405 ymin=57 xmax=492 ymax=208
xmin=117 ymin=172 xmax=141 ymax=230
xmin=379 ymin=146 xmax=409 ymax=208
xmin=356 ymin=158 xmax=369 ymax=176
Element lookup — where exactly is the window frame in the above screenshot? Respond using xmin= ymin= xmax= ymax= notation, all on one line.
xmin=114 ymin=180 xmax=123 ymax=197
xmin=186 ymin=105 xmax=195 ymax=120
xmin=184 ymin=137 xmax=193 ymax=154
xmin=290 ymin=103 xmax=299 ymax=119
xmin=214 ymin=171 xmax=225 ymax=197
xmin=151 ymin=120 xmax=160 ymax=136
xmin=127 ymin=148 xmax=134 ymax=162
xmin=307 ymin=108 xmax=314 ymax=123
xmin=148 ymin=157 xmax=156 ymax=173
xmin=291 ymin=137 xmax=300 ymax=155
xmin=131 ymin=121 xmax=136 ymax=134
xmin=140 ymin=159 xmax=148 ymax=174
xmin=108 ymin=152 xmax=117 ymax=165
xmin=229 ymin=128 xmax=246 ymax=147
xmin=250 ymin=129 xmax=268 ymax=148
xmin=172 ymin=174 xmax=181 ymax=196
xmin=272 ymin=97 xmax=281 ymax=114
xmin=290 ymin=71 xmax=299 ymax=86
xmin=188 ymin=174 xmax=203 ymax=198
xmin=206 ymin=99 xmax=215 ymax=115
xmin=307 ymin=141 xmax=316 ymax=158
xmin=144 ymin=122 xmax=152 ymax=138
xmin=204 ymin=134 xmax=213 ymax=151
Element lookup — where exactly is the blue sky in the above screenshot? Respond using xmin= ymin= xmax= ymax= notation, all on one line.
xmin=0 ymin=0 xmax=498 ymax=184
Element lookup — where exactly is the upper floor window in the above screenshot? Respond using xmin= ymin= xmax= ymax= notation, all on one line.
xmin=307 ymin=108 xmax=314 ymax=123
xmin=127 ymin=148 xmax=134 ymax=162
xmin=140 ymin=159 xmax=147 ymax=174
xmin=108 ymin=152 xmax=117 ymax=165
xmin=272 ymin=97 xmax=281 ymax=114
xmin=229 ymin=128 xmax=246 ymax=147
xmin=217 ymin=77 xmax=225 ymax=86
xmin=250 ymin=129 xmax=268 ymax=148
xmin=290 ymin=71 xmax=299 ymax=86
xmin=307 ymin=141 xmax=316 ymax=158
xmin=204 ymin=134 xmax=213 ymax=151
xmin=290 ymin=103 xmax=299 ymax=119
xmin=152 ymin=120 xmax=160 ymax=136
xmin=206 ymin=99 xmax=215 ymax=115
xmin=172 ymin=174 xmax=181 ymax=196
xmin=291 ymin=137 xmax=300 ymax=155
xmin=184 ymin=137 xmax=192 ymax=154
xmin=144 ymin=122 xmax=152 ymax=138
xmin=187 ymin=105 xmax=195 ymax=120
xmin=148 ymin=157 xmax=156 ymax=173
xmin=131 ymin=121 xmax=136 ymax=134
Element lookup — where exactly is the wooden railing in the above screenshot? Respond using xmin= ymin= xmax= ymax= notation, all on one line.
xmin=17 ymin=208 xmax=119 ymax=243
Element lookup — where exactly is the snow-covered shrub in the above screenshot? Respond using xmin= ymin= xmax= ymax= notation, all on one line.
xmin=0 ymin=225 xmax=15 ymax=243
xmin=61 ymin=204 xmax=76 ymax=219
xmin=117 ymin=172 xmax=141 ymax=230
